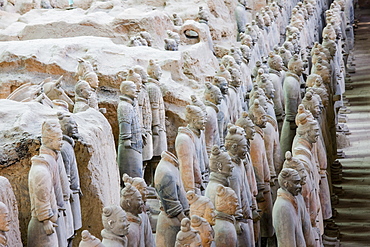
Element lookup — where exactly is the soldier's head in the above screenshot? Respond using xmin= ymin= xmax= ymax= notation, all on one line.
xmin=225 ymin=124 xmax=248 ymax=159
xmin=278 ymin=168 xmax=302 ymax=196
xmin=120 ymin=183 xmax=144 ymax=216
xmin=102 ymin=205 xmax=129 ymax=237
xmin=209 ymin=145 xmax=234 ymax=177
xmin=235 ymin=112 xmax=255 ymax=140
xmin=120 ymin=80 xmax=138 ymax=100
xmin=186 ymin=105 xmax=206 ymax=131
xmin=57 ymin=112 xmax=78 ymax=138
xmin=41 ymin=119 xmax=63 ymax=151
xmin=204 ymin=82 xmax=222 ymax=105
xmin=283 ymin=151 xmax=307 ymax=185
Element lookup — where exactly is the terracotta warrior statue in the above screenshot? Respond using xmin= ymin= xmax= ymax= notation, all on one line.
xmin=101 ymin=205 xmax=129 ymax=247
xmin=248 ymin=100 xmax=274 ymax=243
xmin=117 ymin=80 xmax=143 ymax=180
xmin=146 ymin=60 xmax=167 ymax=158
xmin=235 ymin=112 xmax=261 ymax=241
xmin=205 ymin=145 xmax=234 ymax=206
xmin=190 ymin=215 xmax=214 ymax=247
xmin=122 ymin=173 xmax=155 ymax=240
xmin=280 ymin=54 xmax=304 ymax=155
xmin=204 ymin=82 xmax=222 ymax=155
xmin=58 ymin=112 xmax=82 ymax=239
xmin=225 ymin=124 xmax=254 ymax=246
xmin=73 ymin=80 xmax=92 ymax=113
xmin=292 ymin=113 xmax=322 ymax=232
xmin=282 ymin=151 xmax=318 ymax=246
xmin=76 ymin=58 xmax=99 ymax=110
xmin=120 ymin=183 xmax=154 ymax=247
xmin=27 ymin=120 xmax=61 ymax=247
xmin=0 ymin=202 xmax=9 ymax=247
xmin=212 ymin=76 xmax=230 ymax=146
xmin=79 ymin=230 xmax=104 ymax=247
xmin=268 ymin=52 xmax=285 ymax=132
xmin=132 ymin=65 xmax=154 ymax=163
xmin=273 ymin=168 xmax=314 ymax=247
xmin=175 ymin=105 xmax=208 ymax=194
xmin=213 ymin=184 xmax=238 ymax=247
xmin=186 ymin=191 xmax=215 ymax=226
xmin=175 ymin=218 xmax=202 ymax=247
xmin=154 ymin=151 xmax=189 ymax=247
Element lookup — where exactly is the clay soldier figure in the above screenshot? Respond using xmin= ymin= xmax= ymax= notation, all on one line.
xmin=205 ymin=145 xmax=234 ymax=206
xmin=0 ymin=202 xmax=10 ymax=247
xmin=227 ymin=67 xmax=244 ymax=122
xmin=282 ymin=152 xmax=318 ymax=246
xmin=235 ymin=112 xmax=261 ymax=242
xmin=154 ymin=151 xmax=189 ymax=247
xmin=292 ymin=113 xmax=322 ymax=232
xmin=79 ymin=230 xmax=104 ymax=247
xmin=117 ymin=81 xmax=143 ymax=180
xmin=58 ymin=112 xmax=83 ymax=245
xmin=280 ymin=54 xmax=304 ymax=155
xmin=173 ymin=13 xmax=183 ymax=26
xmin=204 ymin=82 xmax=222 ymax=155
xmin=198 ymin=6 xmax=209 ymax=24
xmin=146 ymin=60 xmax=167 ymax=183
xmin=213 ymin=185 xmax=238 ymax=247
xmin=120 ymin=183 xmax=154 ymax=247
xmin=122 ymin=174 xmax=155 ymax=242
xmin=73 ymin=80 xmax=92 ymax=113
xmin=186 ymin=191 xmax=215 ymax=226
xmin=190 ymin=215 xmax=214 ymax=247
xmin=225 ymin=124 xmax=254 ymax=246
xmin=175 ymin=218 xmax=202 ymax=247
xmin=273 ymin=168 xmax=313 ymax=247
xmin=76 ymin=59 xmax=99 ymax=110
xmin=175 ymin=105 xmax=208 ymax=194
xmin=268 ymin=52 xmax=285 ymax=133
xmin=101 ymin=205 xmax=129 ymax=247
xmin=132 ymin=66 xmax=154 ymax=165
xmin=212 ymin=76 xmax=230 ymax=146
xmin=248 ymin=100 xmax=275 ymax=245
xmin=27 ymin=120 xmax=61 ymax=247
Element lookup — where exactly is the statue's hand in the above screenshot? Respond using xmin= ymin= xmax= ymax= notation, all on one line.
xmin=123 ymin=139 xmax=131 ymax=148
xmin=153 ymin=125 xmax=159 ymax=135
xmin=43 ymin=220 xmax=57 ymax=235
xmin=142 ymin=133 xmax=147 ymax=145
xmin=252 ymin=209 xmax=261 ymax=222
xmin=235 ymin=221 xmax=243 ymax=234
xmin=256 ymin=191 xmax=265 ymax=203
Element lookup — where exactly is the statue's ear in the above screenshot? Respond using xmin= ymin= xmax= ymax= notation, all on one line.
xmin=232 ymin=143 xmax=238 ymax=151
xmin=107 ymin=220 xmax=114 ymax=228
xmin=216 ymin=162 xmax=223 ymax=171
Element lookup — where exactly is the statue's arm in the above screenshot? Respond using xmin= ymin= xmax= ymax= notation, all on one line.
xmin=175 ymin=134 xmax=195 ymax=192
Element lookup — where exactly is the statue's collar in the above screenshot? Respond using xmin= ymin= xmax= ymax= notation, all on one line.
xmin=205 ymin=101 xmax=219 ymax=113
xmin=127 ymin=212 xmax=142 ymax=224
xmin=63 ymin=135 xmax=75 ymax=147
xmin=255 ymin=126 xmax=264 ymax=137
xmin=215 ymin=211 xmax=235 ymax=224
xmin=119 ymin=95 xmax=134 ymax=105
xmin=40 ymin=146 xmax=59 ymax=159
xmin=286 ymin=72 xmax=300 ymax=81
xmin=277 ymin=188 xmax=298 ymax=213
xmin=75 ymin=96 xmax=89 ymax=104
xmin=101 ymin=229 xmax=127 ymax=245
xmin=209 ymin=172 xmax=229 ymax=187
xmin=269 ymin=68 xmax=281 ymax=76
